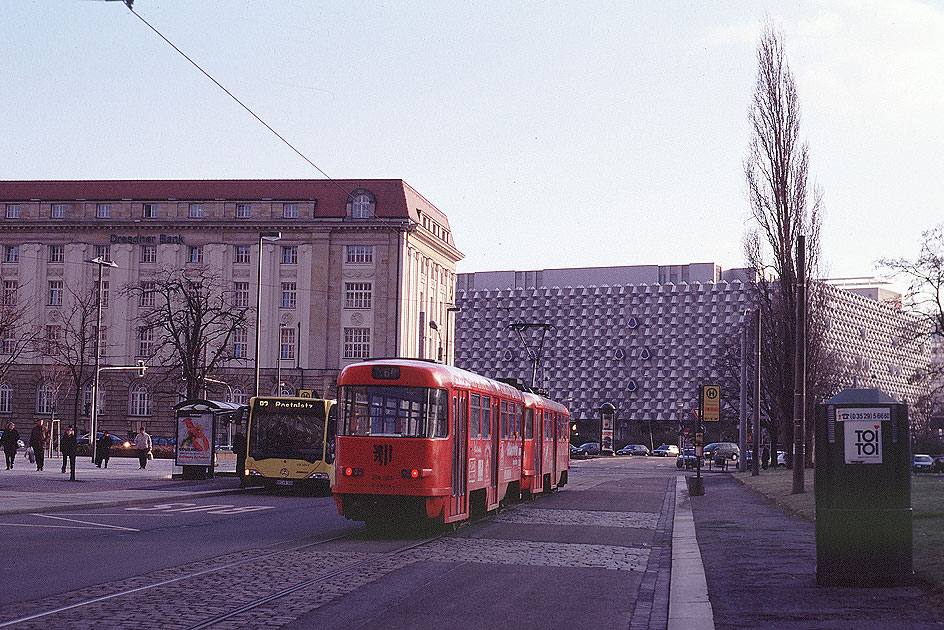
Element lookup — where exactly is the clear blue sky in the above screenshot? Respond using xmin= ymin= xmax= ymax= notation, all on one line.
xmin=2 ymin=1 xmax=942 ymax=281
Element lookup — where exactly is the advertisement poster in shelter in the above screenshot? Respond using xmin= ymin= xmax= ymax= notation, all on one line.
xmin=175 ymin=412 xmax=214 ymax=466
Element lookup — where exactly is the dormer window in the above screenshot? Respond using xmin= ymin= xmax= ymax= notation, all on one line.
xmin=347 ymin=189 xmax=375 ymax=218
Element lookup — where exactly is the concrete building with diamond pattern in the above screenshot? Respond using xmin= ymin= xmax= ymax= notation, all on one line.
xmin=455 ymin=264 xmax=928 ymax=448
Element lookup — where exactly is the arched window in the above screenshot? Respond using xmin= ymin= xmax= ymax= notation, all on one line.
xmin=0 ymin=383 xmax=11 ymax=413
xmin=83 ymin=382 xmax=105 ymax=415
xmin=225 ymin=386 xmax=247 ymax=406
xmin=37 ymin=382 xmax=57 ymax=415
xmin=272 ymin=383 xmax=295 ymax=397
xmin=347 ymin=189 xmax=375 ymax=219
xmin=129 ymin=382 xmax=152 ymax=417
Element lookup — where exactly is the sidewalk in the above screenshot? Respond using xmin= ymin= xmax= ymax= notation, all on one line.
xmin=0 ymin=453 xmax=246 ymax=515
xmin=689 ymin=470 xmax=944 ymax=629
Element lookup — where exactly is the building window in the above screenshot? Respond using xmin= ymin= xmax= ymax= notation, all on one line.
xmin=97 ymin=280 xmax=109 ymax=308
xmin=142 ymin=203 xmax=156 ymax=218
xmin=189 ymin=203 xmax=205 ymax=218
xmin=137 ymin=327 xmax=154 ymax=357
xmin=0 ymin=329 xmax=14 ymax=355
xmin=346 ymin=245 xmax=373 ymax=264
xmin=344 ymin=282 xmax=372 ymax=309
xmin=2 ymin=280 xmax=17 ymax=306
xmin=348 ymin=191 xmax=375 ymax=218
xmin=283 ymin=203 xmax=299 ymax=218
xmin=129 ymin=382 xmax=152 ymax=417
xmin=0 ymin=383 xmax=11 ymax=413
xmin=226 ymin=386 xmax=247 ymax=405
xmin=5 ymin=205 xmax=19 ymax=219
xmin=233 ymin=282 xmax=250 ymax=308
xmin=96 ymin=245 xmax=111 ymax=262
xmin=139 ymin=281 xmax=155 ymax=307
xmin=48 ymin=280 xmax=63 ymax=306
xmin=140 ymin=245 xmax=157 ymax=263
xmin=236 ymin=203 xmax=252 ymax=218
xmin=188 ymin=246 xmax=203 ymax=264
xmin=37 ymin=382 xmax=57 ymax=415
xmin=233 ymin=327 xmax=248 ymax=358
xmin=343 ymin=327 xmax=371 ymax=359
xmin=44 ymin=325 xmax=61 ymax=355
xmin=281 ymin=246 xmax=297 ymax=264
xmin=280 ymin=282 xmax=296 ymax=309
xmin=93 ymin=326 xmax=107 ymax=358
xmin=96 ymin=204 xmax=111 ymax=218
xmin=279 ymin=327 xmax=296 ymax=360
xmin=51 ymin=204 xmax=67 ymax=218
xmin=5 ymin=246 xmax=19 ymax=263
xmin=49 ymin=245 xmax=64 ymax=263
xmin=234 ymin=246 xmax=251 ymax=264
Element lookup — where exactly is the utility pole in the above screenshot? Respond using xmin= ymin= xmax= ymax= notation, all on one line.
xmin=792 ymin=235 xmax=808 ymax=493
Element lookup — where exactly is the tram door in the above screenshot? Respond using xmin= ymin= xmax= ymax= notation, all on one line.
xmin=550 ymin=412 xmax=558 ymax=488
xmin=490 ymin=400 xmax=500 ymax=501
xmin=534 ymin=410 xmax=543 ymax=483
xmin=452 ymin=392 xmax=468 ymax=516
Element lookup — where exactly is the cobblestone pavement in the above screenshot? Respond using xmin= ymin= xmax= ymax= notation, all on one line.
xmin=0 ymin=459 xmax=670 ymax=630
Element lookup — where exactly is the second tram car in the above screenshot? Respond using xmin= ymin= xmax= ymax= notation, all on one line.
xmin=333 ymin=359 xmax=570 ymax=526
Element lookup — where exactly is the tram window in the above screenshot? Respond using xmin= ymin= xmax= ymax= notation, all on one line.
xmin=500 ymin=400 xmax=509 ymax=438
xmin=524 ymin=407 xmax=533 ymax=439
xmin=514 ymin=403 xmax=521 ymax=436
xmin=481 ymin=396 xmax=490 ymax=438
xmin=340 ymin=385 xmax=448 ymax=437
xmin=470 ymin=393 xmax=481 ymax=437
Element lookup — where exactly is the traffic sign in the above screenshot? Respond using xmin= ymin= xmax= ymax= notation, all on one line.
xmin=703 ymin=385 xmax=721 ymax=422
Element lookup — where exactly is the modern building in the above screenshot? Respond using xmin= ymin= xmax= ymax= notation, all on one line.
xmin=455 ymin=263 xmax=929 ymax=447
xmin=0 ymin=179 xmax=462 ymax=440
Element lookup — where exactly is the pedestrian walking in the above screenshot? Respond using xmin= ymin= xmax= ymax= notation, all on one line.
xmin=96 ymin=431 xmax=112 ymax=468
xmin=1 ymin=421 xmax=19 ymax=469
xmin=29 ymin=419 xmax=49 ymax=471
xmin=761 ymin=444 xmax=770 ymax=470
xmin=232 ymin=431 xmax=247 ymax=488
xmin=133 ymin=426 xmax=152 ymax=469
xmin=60 ymin=426 xmax=77 ymax=481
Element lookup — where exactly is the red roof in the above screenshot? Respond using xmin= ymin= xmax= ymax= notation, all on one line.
xmin=0 ymin=178 xmax=452 ymax=228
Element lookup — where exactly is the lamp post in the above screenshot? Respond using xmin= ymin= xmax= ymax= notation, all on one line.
xmin=428 ymin=320 xmax=443 ymax=361
xmin=254 ymin=232 xmax=281 ymax=397
xmin=85 ymin=256 xmax=117 ymax=464
xmin=445 ymin=305 xmax=461 ymax=365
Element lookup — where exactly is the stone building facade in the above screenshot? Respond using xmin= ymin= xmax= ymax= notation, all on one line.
xmin=0 ymin=179 xmax=462 ymax=440
xmin=455 ymin=264 xmax=928 ymax=447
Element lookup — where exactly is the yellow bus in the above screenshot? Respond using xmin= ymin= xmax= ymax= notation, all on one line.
xmin=244 ymin=397 xmax=336 ymax=492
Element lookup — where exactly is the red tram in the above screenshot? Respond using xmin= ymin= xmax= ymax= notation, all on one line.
xmin=332 ymin=359 xmax=570 ymax=526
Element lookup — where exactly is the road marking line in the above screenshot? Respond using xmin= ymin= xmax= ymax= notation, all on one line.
xmin=33 ymin=513 xmax=140 ymax=532
xmin=0 ymin=523 xmax=120 ymax=530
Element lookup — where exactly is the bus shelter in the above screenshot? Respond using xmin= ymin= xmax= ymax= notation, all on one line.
xmin=173 ymin=399 xmax=246 ymax=480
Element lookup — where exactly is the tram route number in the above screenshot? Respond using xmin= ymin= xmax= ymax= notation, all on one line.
xmin=126 ymin=503 xmax=275 ymax=515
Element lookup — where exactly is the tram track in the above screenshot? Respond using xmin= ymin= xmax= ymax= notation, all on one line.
xmin=184 ymin=531 xmax=448 ymax=630
xmin=0 ymin=529 xmax=360 ymax=629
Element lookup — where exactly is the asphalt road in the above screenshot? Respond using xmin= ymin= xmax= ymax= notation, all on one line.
xmin=0 ymin=490 xmax=359 ymax=605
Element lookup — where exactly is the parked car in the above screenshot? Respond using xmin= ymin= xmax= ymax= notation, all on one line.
xmin=676 ymin=448 xmax=697 ymax=470
xmin=702 ymin=442 xmax=739 ymax=462
xmin=616 ymin=444 xmax=649 ymax=456
xmin=652 ymin=444 xmax=679 ymax=457
xmin=77 ymin=432 xmax=132 ymax=449
xmin=776 ymin=450 xmax=787 ymax=468
xmin=574 ymin=442 xmax=601 ymax=457
xmin=931 ymin=456 xmax=944 ymax=474
xmin=913 ymin=454 xmax=934 ymax=473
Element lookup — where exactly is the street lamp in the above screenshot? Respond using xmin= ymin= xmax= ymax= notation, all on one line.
xmin=85 ymin=256 xmax=117 ymax=464
xmin=254 ymin=232 xmax=281 ymax=397
xmin=428 ymin=320 xmax=443 ymax=361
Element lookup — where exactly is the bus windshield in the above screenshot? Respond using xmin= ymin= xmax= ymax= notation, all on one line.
xmin=248 ymin=398 xmax=329 ymax=463
xmin=340 ymin=385 xmax=448 ymax=438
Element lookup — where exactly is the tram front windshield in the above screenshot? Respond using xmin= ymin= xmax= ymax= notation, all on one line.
xmin=341 ymin=385 xmax=448 ymax=438
xmin=249 ymin=401 xmax=328 ymax=463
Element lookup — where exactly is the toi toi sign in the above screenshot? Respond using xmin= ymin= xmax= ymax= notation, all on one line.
xmin=840 ymin=407 xmax=889 ymax=464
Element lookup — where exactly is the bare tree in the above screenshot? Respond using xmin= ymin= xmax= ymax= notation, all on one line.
xmin=126 ymin=266 xmax=250 ymax=400
xmin=45 ymin=282 xmax=100 ymax=430
xmin=0 ymin=280 xmax=41 ymax=380
xmin=743 ymin=20 xmax=841 ymax=465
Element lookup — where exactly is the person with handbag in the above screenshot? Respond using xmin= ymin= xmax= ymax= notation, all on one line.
xmin=29 ymin=419 xmax=49 ymax=471
xmin=60 ymin=426 xmax=77 ymax=481
xmin=133 ymin=426 xmax=152 ymax=469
